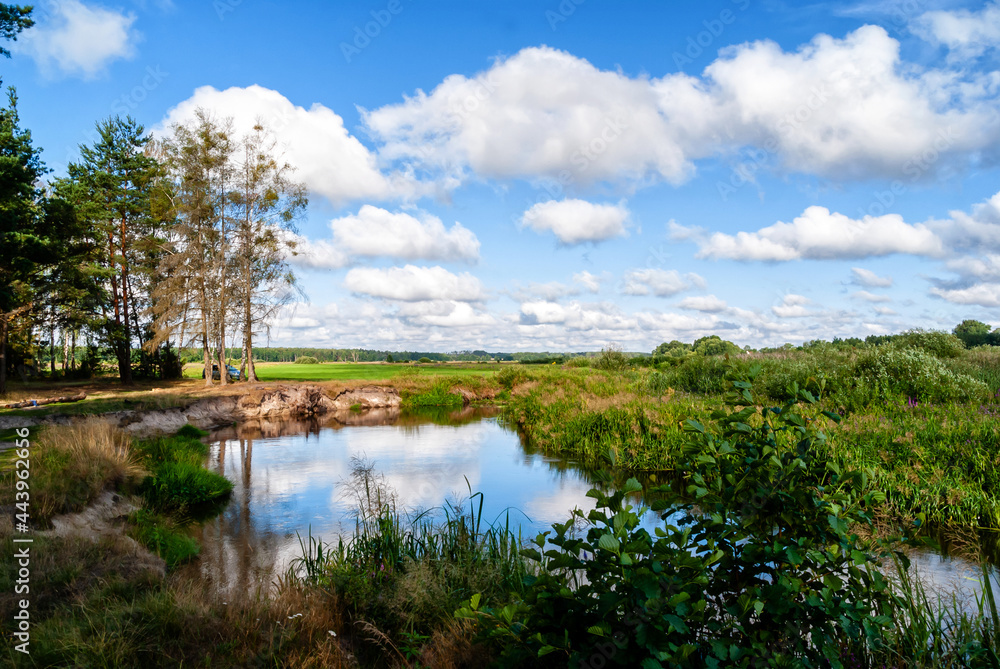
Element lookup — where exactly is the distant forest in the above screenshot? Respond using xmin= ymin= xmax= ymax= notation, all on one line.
xmin=175 ymin=348 xmax=617 ymax=364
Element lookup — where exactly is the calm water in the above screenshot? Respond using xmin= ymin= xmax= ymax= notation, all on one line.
xmin=185 ymin=408 xmax=601 ymax=592
xmin=184 ymin=407 xmax=998 ymax=605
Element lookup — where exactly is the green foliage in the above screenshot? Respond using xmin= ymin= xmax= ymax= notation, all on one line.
xmin=0 ymin=5 xmax=33 ymax=58
xmin=894 ymin=329 xmax=966 ymax=358
xmin=497 ymin=365 xmax=529 ymax=389
xmin=665 ymin=354 xmax=744 ymax=395
xmin=174 ymin=424 xmax=207 ymax=439
xmin=139 ymin=460 xmax=233 ymax=511
xmin=954 ymin=319 xmax=997 ymax=348
xmin=692 ymin=335 xmax=743 ymax=357
xmin=653 ymin=340 xmax=693 ymax=357
xmin=468 ymin=384 xmax=898 ymax=667
xmin=293 ymin=355 xmax=319 ymax=364
xmin=418 ymin=357 xmax=433 ymax=364
xmin=593 ymin=345 xmax=630 ymax=373
xmin=401 ymin=380 xmax=464 ymax=408
xmin=127 ymin=509 xmax=200 ymax=568
xmin=135 ymin=431 xmax=231 ymax=512
xmin=848 ymin=344 xmax=989 ymax=407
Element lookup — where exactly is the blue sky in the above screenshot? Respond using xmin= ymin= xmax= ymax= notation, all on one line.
xmin=8 ymin=0 xmax=1000 ymax=352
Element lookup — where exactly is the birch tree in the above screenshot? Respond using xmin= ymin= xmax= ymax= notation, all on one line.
xmin=148 ymin=110 xmax=234 ymax=386
xmin=230 ymin=122 xmax=306 ymax=382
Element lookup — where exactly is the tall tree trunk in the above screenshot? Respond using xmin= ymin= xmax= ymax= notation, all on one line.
xmin=62 ymin=330 xmax=68 ymax=373
xmin=201 ymin=275 xmax=213 ymax=386
xmin=202 ymin=332 xmax=212 ymax=386
xmin=70 ymin=329 xmax=76 ymax=371
xmin=0 ymin=319 xmax=7 ymax=397
xmin=118 ymin=220 xmax=134 ymax=386
xmin=243 ymin=268 xmax=257 ymax=383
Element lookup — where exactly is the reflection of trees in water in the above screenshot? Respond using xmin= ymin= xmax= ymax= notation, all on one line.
xmin=194 ymin=436 xmax=287 ymax=595
xmin=194 ymin=407 xmax=657 ymax=593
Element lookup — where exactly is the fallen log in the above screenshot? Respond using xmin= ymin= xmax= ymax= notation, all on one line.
xmin=3 ymin=392 xmax=87 ymax=409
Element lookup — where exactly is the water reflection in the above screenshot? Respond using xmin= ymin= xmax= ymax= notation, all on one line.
xmin=183 ymin=408 xmax=1000 ymax=607
xmin=183 ymin=408 xmax=602 ymax=593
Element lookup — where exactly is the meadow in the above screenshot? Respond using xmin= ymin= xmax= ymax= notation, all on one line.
xmin=4 ymin=335 xmax=1000 ymax=665
xmin=181 ymin=361 xmax=499 ymax=383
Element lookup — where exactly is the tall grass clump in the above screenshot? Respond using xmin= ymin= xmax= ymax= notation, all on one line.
xmin=400 ymin=379 xmax=464 ymax=408
xmin=291 ymin=459 xmax=528 ymax=657
xmin=135 ymin=428 xmax=232 ymax=512
xmin=1 ymin=420 xmax=146 ymax=526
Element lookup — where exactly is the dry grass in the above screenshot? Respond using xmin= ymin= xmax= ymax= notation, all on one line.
xmin=1 ymin=420 xmax=147 ymax=525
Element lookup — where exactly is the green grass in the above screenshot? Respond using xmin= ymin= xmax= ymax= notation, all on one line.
xmin=127 ymin=509 xmax=201 ymax=567
xmin=135 ymin=431 xmax=233 ymax=512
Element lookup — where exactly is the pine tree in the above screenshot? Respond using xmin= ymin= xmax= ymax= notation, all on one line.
xmin=68 ymin=116 xmax=163 ymax=385
xmin=0 ymin=83 xmax=45 ymax=396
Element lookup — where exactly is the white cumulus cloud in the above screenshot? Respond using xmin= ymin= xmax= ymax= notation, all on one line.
xmin=678 ymin=295 xmax=728 ymax=312
xmin=772 ymin=294 xmax=813 ymax=318
xmin=344 ymin=265 xmax=483 ymax=302
xmin=363 ymin=29 xmax=1000 ymax=189
xmin=521 ymin=199 xmax=629 ymax=245
xmin=155 ymin=85 xmax=419 ymax=205
xmin=930 ymin=283 xmax=1000 ymax=307
xmin=697 ymin=206 xmax=944 ymax=261
xmin=330 ymin=205 xmax=479 ymax=262
xmin=621 ymin=269 xmax=706 ymax=297
xmin=573 ymin=270 xmax=605 ymax=293
xmin=851 ymin=267 xmax=894 ymax=287
xmin=913 ymin=1 xmax=1000 ymax=60
xmin=851 ymin=290 xmax=892 ymax=303
xmin=14 ymin=0 xmax=138 ymax=78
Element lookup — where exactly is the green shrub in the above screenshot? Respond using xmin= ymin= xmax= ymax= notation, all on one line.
xmin=847 ymin=344 xmax=989 ymax=407
xmin=692 ymin=335 xmax=742 ymax=356
xmin=496 ymin=365 xmax=529 ymax=389
xmin=894 ymin=329 xmax=966 ymax=358
xmin=463 ymin=386 xmax=897 ymax=666
xmin=135 ymin=430 xmax=232 ymax=512
xmin=592 ymin=345 xmax=630 ymax=373
xmin=294 ymin=356 xmax=319 ymax=364
xmin=174 ymin=424 xmax=208 ymax=439
xmin=418 ymin=357 xmax=433 ymax=364
xmin=664 ymin=354 xmax=747 ymax=394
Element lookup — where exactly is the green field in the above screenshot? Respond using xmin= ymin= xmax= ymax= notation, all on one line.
xmin=182 ymin=361 xmax=499 ymax=382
